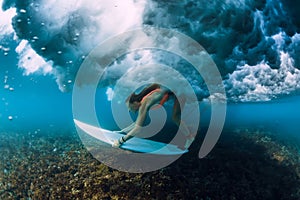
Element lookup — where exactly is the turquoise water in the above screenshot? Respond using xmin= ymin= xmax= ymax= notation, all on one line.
xmin=1 ymin=66 xmax=300 ymax=142
xmin=0 ymin=39 xmax=72 ymax=131
xmin=225 ymin=95 xmax=300 ymax=138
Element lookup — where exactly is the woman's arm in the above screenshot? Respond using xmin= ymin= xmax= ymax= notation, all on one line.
xmin=121 ymin=102 xmax=148 ymax=142
xmin=115 ymin=123 xmax=135 ymax=133
xmin=112 ymin=91 xmax=164 ymax=147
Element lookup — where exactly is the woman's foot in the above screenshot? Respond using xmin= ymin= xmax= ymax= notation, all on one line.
xmin=184 ymin=133 xmax=195 ymax=149
xmin=184 ymin=138 xmax=194 ymax=149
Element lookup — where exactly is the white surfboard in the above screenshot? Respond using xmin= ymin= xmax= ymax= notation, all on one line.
xmin=74 ymin=119 xmax=188 ymax=155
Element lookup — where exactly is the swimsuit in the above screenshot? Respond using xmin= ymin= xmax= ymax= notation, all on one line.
xmin=141 ymin=88 xmax=170 ymax=109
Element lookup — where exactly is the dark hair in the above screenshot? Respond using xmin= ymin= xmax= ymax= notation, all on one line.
xmin=127 ymin=83 xmax=160 ymax=104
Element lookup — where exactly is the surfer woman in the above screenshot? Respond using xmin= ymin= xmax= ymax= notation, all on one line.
xmin=113 ymin=83 xmax=195 ymax=149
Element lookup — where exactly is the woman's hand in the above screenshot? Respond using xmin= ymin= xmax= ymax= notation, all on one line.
xmin=112 ymin=136 xmax=126 ymax=148
xmin=112 ymin=139 xmax=122 ymax=148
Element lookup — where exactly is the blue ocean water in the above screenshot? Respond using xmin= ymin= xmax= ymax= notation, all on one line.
xmin=0 ymin=39 xmax=299 ymax=140
xmin=0 ymin=41 xmax=73 ymax=131
xmin=0 ymin=49 xmax=299 ymax=157
xmin=225 ymin=95 xmax=300 ymax=139
xmin=3 ymin=71 xmax=300 ymax=141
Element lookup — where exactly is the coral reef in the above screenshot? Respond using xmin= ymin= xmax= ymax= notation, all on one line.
xmin=0 ymin=128 xmax=299 ymax=199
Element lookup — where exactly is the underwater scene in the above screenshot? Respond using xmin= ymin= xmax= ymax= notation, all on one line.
xmin=1 ymin=0 xmax=300 ymax=199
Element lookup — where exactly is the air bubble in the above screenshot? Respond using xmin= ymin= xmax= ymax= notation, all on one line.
xmin=8 ymin=116 xmax=13 ymax=120
xmin=41 ymin=47 xmax=46 ymax=51
xmin=2 ymin=47 xmax=10 ymax=51
xmin=20 ymin=9 xmax=27 ymax=13
xmin=57 ymin=51 xmax=62 ymax=54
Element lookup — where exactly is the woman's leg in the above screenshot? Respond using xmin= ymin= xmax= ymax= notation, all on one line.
xmin=172 ymin=96 xmax=194 ymax=149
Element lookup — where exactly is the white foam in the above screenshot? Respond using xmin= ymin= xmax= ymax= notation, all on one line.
xmin=35 ymin=0 xmax=146 ymax=54
xmin=15 ymin=40 xmax=53 ymax=75
xmin=0 ymin=0 xmax=16 ymax=39
xmin=4 ymin=0 xmax=300 ymax=102
xmin=225 ymin=52 xmax=300 ymax=102
xmin=8 ymin=0 xmax=146 ymax=92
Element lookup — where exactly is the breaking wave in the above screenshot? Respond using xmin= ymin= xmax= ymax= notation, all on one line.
xmin=1 ymin=0 xmax=300 ymax=102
